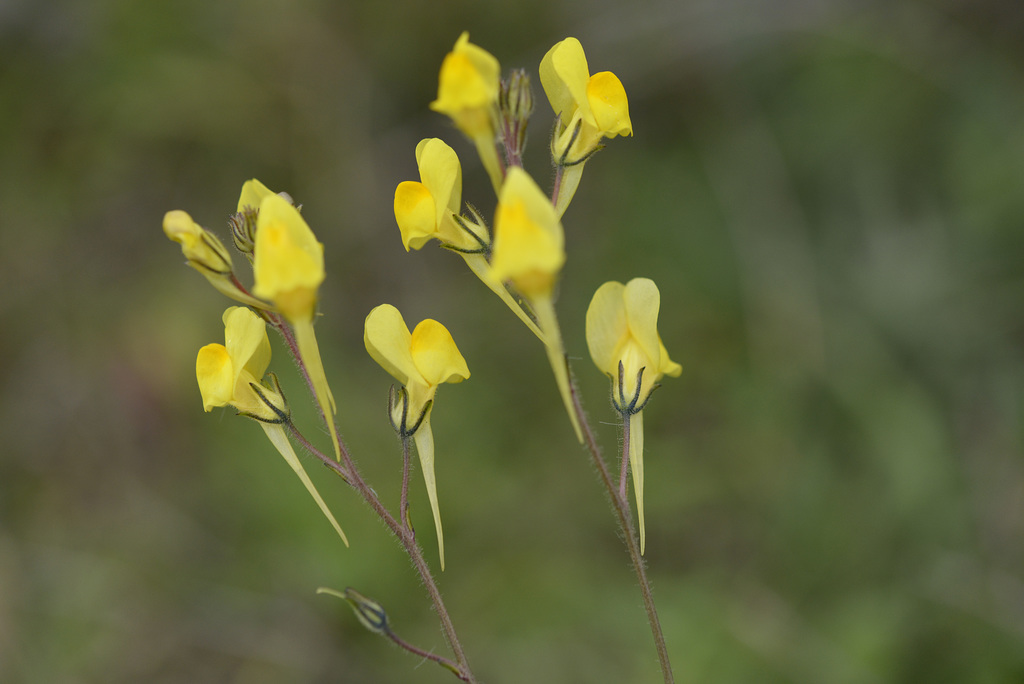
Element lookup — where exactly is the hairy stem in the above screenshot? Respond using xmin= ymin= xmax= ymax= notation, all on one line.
xmin=401 ymin=434 xmax=412 ymax=532
xmin=568 ymin=373 xmax=675 ymax=684
xmin=282 ymin=345 xmax=477 ymax=683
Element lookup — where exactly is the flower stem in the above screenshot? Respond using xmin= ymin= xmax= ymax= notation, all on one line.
xmin=568 ymin=376 xmax=675 ymax=684
xmin=282 ymin=352 xmax=477 ymax=682
xmin=400 ymin=434 xmax=412 ymax=532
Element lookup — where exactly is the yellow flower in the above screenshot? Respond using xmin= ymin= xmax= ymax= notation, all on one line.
xmin=196 ymin=306 xmax=282 ymax=420
xmin=250 ymin=189 xmax=338 ymax=466
xmin=195 ymin=306 xmax=349 ymax=546
xmin=164 ymin=210 xmax=233 ymax=278
xmin=490 ymin=168 xmax=582 ymax=441
xmin=364 ymin=304 xmax=470 ymax=420
xmin=430 ymin=32 xmax=500 ymax=140
xmin=540 ymin=37 xmax=632 ymax=217
xmin=163 ymin=210 xmax=266 ymax=309
xmin=540 ymin=37 xmax=632 ymax=162
xmin=586 ymin=278 xmax=680 ymax=554
xmin=395 ymin=141 xmax=546 ymax=342
xmin=394 ymin=138 xmax=485 ymax=253
xmin=586 ymin=278 xmax=681 ymax=405
xmin=490 ymin=167 xmax=564 ymax=299
xmin=364 ymin=304 xmax=470 ymax=569
xmin=429 ymin=32 xmax=504 ymax=194
xmin=252 ymin=192 xmax=324 ymax=324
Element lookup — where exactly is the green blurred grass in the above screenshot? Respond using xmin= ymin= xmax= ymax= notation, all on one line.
xmin=2 ymin=0 xmax=1024 ymax=682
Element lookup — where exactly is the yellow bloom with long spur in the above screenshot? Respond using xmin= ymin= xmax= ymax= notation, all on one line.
xmin=364 ymin=304 xmax=470 ymax=570
xmin=490 ymin=167 xmax=582 ymax=442
xmin=586 ymin=278 xmax=681 ymax=553
xmin=539 ymin=37 xmax=632 ymax=217
xmin=196 ymin=306 xmax=348 ymax=546
xmin=394 ymin=138 xmax=544 ymax=342
xmin=430 ymin=32 xmax=503 ymax=194
xmin=251 ymin=189 xmax=341 ymax=461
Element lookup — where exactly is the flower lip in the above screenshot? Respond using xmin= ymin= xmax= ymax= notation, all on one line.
xmin=394 ymin=138 xmax=475 ymax=252
xmin=196 ymin=307 xmax=286 ymax=421
xmin=364 ymin=305 xmax=469 ymax=390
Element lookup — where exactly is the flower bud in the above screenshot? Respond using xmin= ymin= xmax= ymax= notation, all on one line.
xmin=342 ymin=587 xmax=391 ymax=636
xmin=164 ymin=210 xmax=233 ymax=276
xmin=498 ymin=68 xmax=534 ymax=165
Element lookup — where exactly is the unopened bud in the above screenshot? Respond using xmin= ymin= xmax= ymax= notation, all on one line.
xmin=498 ymin=69 xmax=534 ymax=166
xmin=164 ymin=210 xmax=233 ymax=275
xmin=340 ymin=587 xmax=391 ymax=636
xmin=164 ymin=210 xmax=270 ymax=309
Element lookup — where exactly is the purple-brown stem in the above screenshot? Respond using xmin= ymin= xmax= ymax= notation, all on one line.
xmin=567 ymin=368 xmax=675 ymax=684
xmin=280 ymin=329 xmax=477 ymax=683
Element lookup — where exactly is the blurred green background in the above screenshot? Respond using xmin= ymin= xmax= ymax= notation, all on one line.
xmin=3 ymin=0 xmax=1024 ymax=682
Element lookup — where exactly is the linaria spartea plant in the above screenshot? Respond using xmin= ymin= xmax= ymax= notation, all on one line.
xmin=165 ymin=32 xmax=680 ymax=683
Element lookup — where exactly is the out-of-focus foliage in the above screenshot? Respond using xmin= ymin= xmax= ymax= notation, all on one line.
xmin=2 ymin=0 xmax=1024 ymax=682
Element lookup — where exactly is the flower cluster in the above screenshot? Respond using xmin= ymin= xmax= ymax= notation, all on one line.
xmin=163 ymin=31 xmax=680 ymax=682
xmin=401 ymin=34 xmax=678 ymax=546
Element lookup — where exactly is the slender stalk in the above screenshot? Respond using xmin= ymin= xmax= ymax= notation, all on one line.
xmin=568 ymin=373 xmax=675 ymax=684
xmin=400 ymin=434 xmax=412 ymax=532
xmin=619 ymin=412 xmax=631 ymax=500
xmin=285 ymin=418 xmax=477 ymax=682
xmin=387 ymin=631 xmax=465 ymax=678
xmin=281 ymin=335 xmax=477 ymax=683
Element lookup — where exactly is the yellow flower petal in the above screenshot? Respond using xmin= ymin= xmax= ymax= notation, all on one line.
xmin=410 ymin=319 xmax=470 ymax=386
xmin=237 ymin=178 xmax=275 ymax=213
xmin=253 ymin=193 xmax=324 ymax=322
xmin=394 ymin=181 xmax=437 ymax=251
xmin=540 ymin=37 xmax=592 ymax=125
xmin=430 ymin=32 xmax=500 ymax=116
xmin=222 ymin=306 xmax=271 ymax=383
xmin=364 ymin=304 xmax=419 ymax=388
xmin=658 ymin=338 xmax=682 ymax=378
xmin=585 ymin=280 xmax=628 ymax=376
xmin=490 ymin=168 xmax=565 ymax=297
xmin=587 ymin=71 xmax=632 ymax=137
xmin=415 ymin=138 xmax=462 ymax=222
xmin=196 ymin=343 xmax=234 ymax=412
xmin=622 ymin=278 xmax=664 ymax=372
